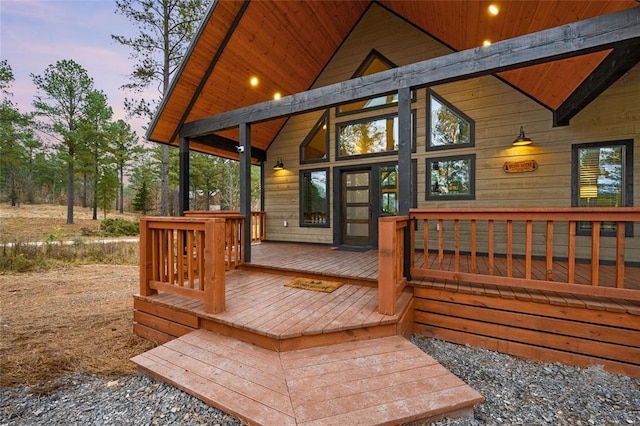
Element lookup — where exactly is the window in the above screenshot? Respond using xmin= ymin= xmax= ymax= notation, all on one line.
xmin=380 ymin=165 xmax=398 ymax=216
xmin=338 ymin=50 xmax=397 ymax=115
xmin=300 ymin=168 xmax=329 ymax=227
xmin=337 ymin=112 xmax=415 ymax=159
xmin=338 ymin=114 xmax=397 ymax=158
xmin=428 ymin=91 xmax=474 ymax=150
xmin=426 ymin=155 xmax=475 ymax=200
xmin=572 ymin=140 xmax=633 ymax=236
xmin=300 ymin=111 xmax=329 ymax=163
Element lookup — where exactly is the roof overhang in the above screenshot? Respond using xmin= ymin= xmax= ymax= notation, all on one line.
xmin=147 ymin=1 xmax=640 ymax=158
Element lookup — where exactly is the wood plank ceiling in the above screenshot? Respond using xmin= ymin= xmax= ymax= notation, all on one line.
xmin=147 ymin=0 xmax=638 ymax=158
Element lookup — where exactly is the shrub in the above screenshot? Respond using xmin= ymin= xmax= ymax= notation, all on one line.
xmin=99 ymin=218 xmax=139 ymax=237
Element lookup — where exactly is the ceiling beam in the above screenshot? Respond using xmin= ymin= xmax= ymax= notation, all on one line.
xmin=181 ymin=7 xmax=640 ymax=138
xmin=553 ymin=40 xmax=640 ymax=127
xmin=191 ymin=133 xmax=267 ymax=162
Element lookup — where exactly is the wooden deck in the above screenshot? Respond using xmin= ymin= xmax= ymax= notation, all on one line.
xmin=132 ymin=330 xmax=483 ymax=426
xmin=134 ymin=267 xmax=413 ymax=351
xmin=132 ymin=241 xmax=639 ymax=425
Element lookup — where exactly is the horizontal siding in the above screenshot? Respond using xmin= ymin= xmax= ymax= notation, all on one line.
xmin=264 ymin=3 xmax=639 ymax=261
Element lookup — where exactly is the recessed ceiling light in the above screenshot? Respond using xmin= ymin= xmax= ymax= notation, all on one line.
xmin=483 ymin=40 xmax=492 ymax=47
xmin=250 ymin=76 xmax=259 ymax=87
xmin=488 ymin=4 xmax=499 ymax=16
xmin=273 ymin=92 xmax=282 ymax=101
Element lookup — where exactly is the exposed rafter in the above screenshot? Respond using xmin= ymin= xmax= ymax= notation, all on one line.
xmin=181 ymin=7 xmax=640 ymax=138
xmin=553 ymin=40 xmax=640 ymax=126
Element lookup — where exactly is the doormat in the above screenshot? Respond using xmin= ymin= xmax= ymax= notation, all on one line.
xmin=284 ymin=278 xmax=343 ymax=293
xmin=332 ymin=245 xmax=371 ymax=253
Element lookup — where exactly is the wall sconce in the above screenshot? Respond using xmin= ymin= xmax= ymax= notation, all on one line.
xmin=512 ymin=126 xmax=532 ymax=146
xmin=273 ymin=158 xmax=284 ymax=170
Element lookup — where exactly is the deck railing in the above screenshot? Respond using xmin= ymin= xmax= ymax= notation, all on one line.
xmin=378 ymin=216 xmax=410 ymax=315
xmin=409 ymin=207 xmax=640 ymax=302
xmin=184 ymin=210 xmax=266 ymax=242
xmin=379 ymin=208 xmax=640 ymax=314
xmin=139 ymin=217 xmax=227 ymax=314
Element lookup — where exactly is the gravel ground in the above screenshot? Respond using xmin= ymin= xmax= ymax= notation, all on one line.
xmin=2 ymin=336 xmax=639 ymax=426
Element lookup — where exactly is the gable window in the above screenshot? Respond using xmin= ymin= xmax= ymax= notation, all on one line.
xmin=300 ymin=168 xmax=329 ymax=227
xmin=338 ymin=50 xmax=398 ymax=115
xmin=426 ymin=154 xmax=475 ymax=200
xmin=428 ymin=91 xmax=474 ymax=150
xmin=300 ymin=111 xmax=329 ymax=163
xmin=572 ymin=140 xmax=633 ymax=236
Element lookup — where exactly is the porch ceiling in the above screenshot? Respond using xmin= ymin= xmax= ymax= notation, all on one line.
xmin=146 ymin=0 xmax=639 ymax=157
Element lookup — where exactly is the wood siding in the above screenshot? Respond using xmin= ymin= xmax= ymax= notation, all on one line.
xmin=264 ymin=4 xmax=639 ymax=259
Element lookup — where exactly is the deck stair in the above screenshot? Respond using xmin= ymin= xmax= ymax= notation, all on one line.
xmin=132 ymin=329 xmax=483 ymax=425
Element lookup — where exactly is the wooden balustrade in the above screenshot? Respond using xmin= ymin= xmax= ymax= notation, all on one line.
xmin=378 ymin=216 xmax=410 ymax=315
xmin=250 ymin=211 xmax=266 ymax=242
xmin=139 ymin=217 xmax=226 ymax=314
xmin=185 ymin=210 xmax=266 ymax=243
xmin=408 ymin=207 xmax=640 ymax=301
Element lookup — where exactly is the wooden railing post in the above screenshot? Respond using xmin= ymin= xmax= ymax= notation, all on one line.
xmin=204 ymin=218 xmax=226 ymax=314
xmin=378 ymin=217 xmax=397 ymax=315
xmin=139 ymin=218 xmax=156 ymax=296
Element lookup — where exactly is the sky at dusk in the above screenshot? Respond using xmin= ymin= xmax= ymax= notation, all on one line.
xmin=1 ymin=0 xmax=157 ymax=141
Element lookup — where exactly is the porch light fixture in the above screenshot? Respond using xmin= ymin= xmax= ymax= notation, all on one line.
xmin=512 ymin=126 xmax=533 ymax=146
xmin=273 ymin=158 xmax=285 ymax=170
xmin=488 ymin=4 xmax=499 ymax=16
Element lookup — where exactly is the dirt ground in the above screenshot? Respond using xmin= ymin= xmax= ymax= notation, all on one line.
xmin=0 ymin=204 xmax=155 ymax=391
xmin=0 ymin=203 xmax=139 ymax=242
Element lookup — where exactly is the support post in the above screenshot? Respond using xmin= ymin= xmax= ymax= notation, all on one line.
xmin=239 ymin=122 xmax=252 ymax=262
xmin=179 ymin=136 xmax=190 ymax=216
xmin=397 ymin=87 xmax=412 ymax=279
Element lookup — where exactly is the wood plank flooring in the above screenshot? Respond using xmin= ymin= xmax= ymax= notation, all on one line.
xmin=250 ymin=243 xmax=640 ymax=290
xmin=132 ymin=330 xmax=483 ymax=426
xmin=144 ymin=269 xmax=412 ymax=340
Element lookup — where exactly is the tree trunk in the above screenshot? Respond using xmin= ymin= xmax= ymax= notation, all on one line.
xmin=119 ymin=165 xmax=124 ymax=214
xmin=160 ymin=145 xmax=169 ymax=216
xmin=92 ymin=169 xmax=98 ymax=220
xmin=67 ymin=160 xmax=74 ymax=225
xmin=82 ymin=173 xmax=88 ymax=208
xmin=10 ymin=173 xmax=17 ymax=207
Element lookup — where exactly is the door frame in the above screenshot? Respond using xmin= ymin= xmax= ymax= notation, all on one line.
xmin=332 ymin=160 xmax=417 ymax=248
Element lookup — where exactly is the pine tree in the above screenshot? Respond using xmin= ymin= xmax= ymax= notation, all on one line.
xmin=132 ymin=178 xmax=151 ymax=215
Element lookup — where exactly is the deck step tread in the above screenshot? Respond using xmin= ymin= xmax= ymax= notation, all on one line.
xmin=132 ymin=330 xmax=483 ymax=426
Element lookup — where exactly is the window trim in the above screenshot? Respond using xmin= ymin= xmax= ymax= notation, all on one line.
xmin=335 ymin=110 xmax=416 ymax=161
xmin=426 ymin=154 xmax=476 ymax=201
xmin=571 ymin=139 xmax=633 ymax=237
xmin=299 ymin=167 xmax=331 ymax=228
xmin=336 ymin=50 xmax=399 ymax=117
xmin=427 ymin=89 xmax=475 ymax=151
xmin=299 ymin=110 xmax=330 ymax=164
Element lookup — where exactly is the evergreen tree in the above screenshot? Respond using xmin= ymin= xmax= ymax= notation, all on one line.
xmin=132 ymin=177 xmax=151 ymax=214
xmin=112 ymin=0 xmax=210 ymax=216
xmin=31 ymin=59 xmax=95 ymax=224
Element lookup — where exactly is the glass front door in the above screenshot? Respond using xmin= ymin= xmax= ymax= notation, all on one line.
xmin=342 ymin=170 xmax=371 ymax=246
